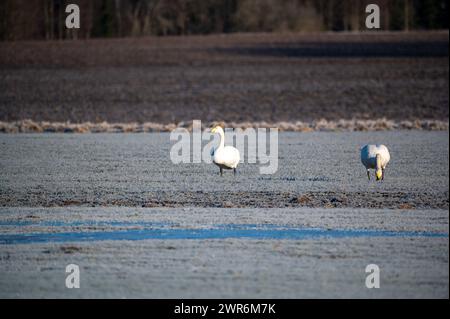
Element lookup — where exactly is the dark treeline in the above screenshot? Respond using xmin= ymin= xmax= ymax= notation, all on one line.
xmin=0 ymin=0 xmax=448 ymax=40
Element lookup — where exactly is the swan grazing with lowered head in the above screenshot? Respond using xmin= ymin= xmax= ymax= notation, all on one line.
xmin=360 ymin=144 xmax=390 ymax=181
xmin=210 ymin=126 xmax=240 ymax=176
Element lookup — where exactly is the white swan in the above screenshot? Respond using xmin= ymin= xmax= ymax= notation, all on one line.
xmin=360 ymin=144 xmax=390 ymax=181
xmin=210 ymin=126 xmax=240 ymax=176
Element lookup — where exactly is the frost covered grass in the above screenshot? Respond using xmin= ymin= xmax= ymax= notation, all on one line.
xmin=0 ymin=118 xmax=448 ymax=133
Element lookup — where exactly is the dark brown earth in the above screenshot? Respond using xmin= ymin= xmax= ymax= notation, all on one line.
xmin=0 ymin=32 xmax=448 ymax=124
xmin=0 ymin=190 xmax=447 ymax=210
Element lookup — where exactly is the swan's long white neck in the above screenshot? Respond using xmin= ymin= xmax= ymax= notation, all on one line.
xmin=217 ymin=129 xmax=225 ymax=149
xmin=376 ymin=153 xmax=381 ymax=169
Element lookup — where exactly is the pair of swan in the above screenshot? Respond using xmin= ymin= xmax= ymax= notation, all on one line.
xmin=210 ymin=125 xmax=391 ymax=181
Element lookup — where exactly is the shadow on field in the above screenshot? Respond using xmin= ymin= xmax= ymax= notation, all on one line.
xmin=216 ymin=41 xmax=449 ymax=58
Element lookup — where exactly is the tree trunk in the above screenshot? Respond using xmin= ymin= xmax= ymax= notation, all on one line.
xmin=115 ymin=0 xmax=122 ymax=37
xmin=404 ymin=0 xmax=410 ymax=31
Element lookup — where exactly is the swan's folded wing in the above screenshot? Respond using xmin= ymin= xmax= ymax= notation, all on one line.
xmin=215 ymin=146 xmax=240 ymax=168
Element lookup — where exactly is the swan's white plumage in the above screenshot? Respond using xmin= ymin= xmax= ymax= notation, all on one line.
xmin=211 ymin=126 xmax=240 ymax=171
xmin=361 ymin=144 xmax=390 ymax=169
xmin=360 ymin=144 xmax=390 ymax=180
xmin=213 ymin=146 xmax=240 ymax=168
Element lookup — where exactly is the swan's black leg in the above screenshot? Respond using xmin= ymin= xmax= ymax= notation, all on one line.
xmin=382 ymin=168 xmax=385 ymax=180
xmin=220 ymin=167 xmax=223 ymax=176
xmin=367 ymin=170 xmax=370 ymax=180
xmin=233 ymin=168 xmax=236 ymax=175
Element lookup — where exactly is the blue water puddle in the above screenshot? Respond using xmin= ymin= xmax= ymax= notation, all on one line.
xmin=0 ymin=221 xmax=447 ymax=244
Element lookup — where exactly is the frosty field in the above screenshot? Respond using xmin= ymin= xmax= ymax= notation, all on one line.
xmin=0 ymin=131 xmax=448 ymax=298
